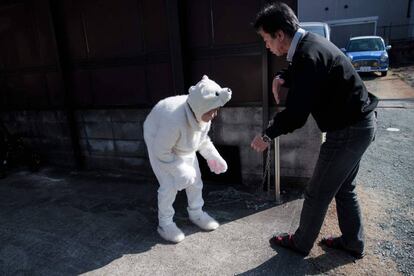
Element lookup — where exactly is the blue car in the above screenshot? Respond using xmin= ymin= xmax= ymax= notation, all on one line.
xmin=341 ymin=36 xmax=392 ymax=76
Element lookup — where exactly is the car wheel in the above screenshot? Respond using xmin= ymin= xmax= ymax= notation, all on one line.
xmin=381 ymin=71 xmax=388 ymax=77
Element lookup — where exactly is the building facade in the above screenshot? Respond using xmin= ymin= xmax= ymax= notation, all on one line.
xmin=298 ymin=0 xmax=414 ymax=47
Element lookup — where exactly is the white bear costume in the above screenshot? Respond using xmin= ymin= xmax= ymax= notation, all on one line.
xmin=143 ymin=75 xmax=232 ymax=243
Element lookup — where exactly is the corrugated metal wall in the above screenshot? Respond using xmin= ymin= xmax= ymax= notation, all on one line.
xmin=1 ymin=0 xmax=297 ymax=110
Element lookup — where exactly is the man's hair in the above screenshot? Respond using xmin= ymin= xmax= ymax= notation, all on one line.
xmin=253 ymin=2 xmax=299 ymax=38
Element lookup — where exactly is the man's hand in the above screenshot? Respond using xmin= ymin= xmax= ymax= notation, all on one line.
xmin=272 ymin=76 xmax=285 ymax=104
xmin=251 ymin=134 xmax=270 ymax=152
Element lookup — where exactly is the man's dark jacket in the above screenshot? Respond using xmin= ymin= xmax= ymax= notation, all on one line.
xmin=265 ymin=32 xmax=378 ymax=138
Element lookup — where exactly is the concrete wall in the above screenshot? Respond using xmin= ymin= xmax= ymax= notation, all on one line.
xmin=1 ymin=107 xmax=321 ymax=186
xmin=77 ymin=109 xmax=150 ymax=173
xmin=213 ymin=107 xmax=321 ymax=185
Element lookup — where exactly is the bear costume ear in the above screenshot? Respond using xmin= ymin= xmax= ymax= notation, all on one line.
xmin=202 ymin=75 xmax=209 ymax=80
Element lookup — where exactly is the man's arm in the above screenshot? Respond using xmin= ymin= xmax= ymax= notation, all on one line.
xmin=265 ymin=56 xmax=321 ymax=138
xmin=277 ymin=68 xmax=292 ymax=88
xmin=251 ymin=67 xmax=293 ymax=152
xmin=272 ymin=68 xmax=292 ymax=104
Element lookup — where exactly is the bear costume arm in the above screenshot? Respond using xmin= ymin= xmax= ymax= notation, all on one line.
xmin=198 ymin=136 xmax=227 ymax=174
xmin=198 ymin=135 xmax=220 ymax=160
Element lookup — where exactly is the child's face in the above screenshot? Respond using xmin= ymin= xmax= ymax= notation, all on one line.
xmin=201 ymin=108 xmax=219 ymax=122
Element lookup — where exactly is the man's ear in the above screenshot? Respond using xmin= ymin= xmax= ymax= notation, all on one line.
xmin=276 ymin=30 xmax=284 ymax=41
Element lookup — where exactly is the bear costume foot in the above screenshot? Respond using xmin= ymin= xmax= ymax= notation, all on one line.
xmin=189 ymin=211 xmax=219 ymax=231
xmin=157 ymin=222 xmax=185 ymax=243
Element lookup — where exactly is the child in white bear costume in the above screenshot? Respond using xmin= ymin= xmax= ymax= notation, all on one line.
xmin=143 ymin=75 xmax=231 ymax=243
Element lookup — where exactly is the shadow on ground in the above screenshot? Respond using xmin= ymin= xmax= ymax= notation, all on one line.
xmin=0 ymin=169 xmax=160 ymax=274
xmin=359 ymin=72 xmax=386 ymax=80
xmin=0 ymin=167 xmax=306 ymax=275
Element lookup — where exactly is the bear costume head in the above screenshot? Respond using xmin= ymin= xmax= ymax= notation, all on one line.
xmin=187 ymin=75 xmax=232 ymax=122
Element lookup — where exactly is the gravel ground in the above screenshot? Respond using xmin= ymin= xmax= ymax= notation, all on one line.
xmin=359 ymin=107 xmax=414 ymax=275
xmin=392 ymin=65 xmax=414 ymax=88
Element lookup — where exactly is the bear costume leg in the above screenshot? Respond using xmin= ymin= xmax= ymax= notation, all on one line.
xmin=186 ymin=183 xmax=219 ymax=231
xmin=147 ymin=150 xmax=185 ymax=242
xmin=157 ymin=183 xmax=185 ymax=243
xmin=158 ymin=183 xmax=178 ymax=226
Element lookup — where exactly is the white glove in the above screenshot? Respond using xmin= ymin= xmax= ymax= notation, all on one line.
xmin=173 ymin=163 xmax=197 ymax=191
xmin=207 ymin=157 xmax=228 ymax=174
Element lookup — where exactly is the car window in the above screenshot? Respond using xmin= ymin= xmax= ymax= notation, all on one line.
xmin=301 ymin=26 xmax=326 ymax=38
xmin=347 ymin=38 xmax=385 ymax=52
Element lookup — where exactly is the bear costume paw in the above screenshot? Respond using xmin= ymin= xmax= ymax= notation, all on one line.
xmin=207 ymin=158 xmax=228 ymax=174
xmin=174 ymin=162 xmax=197 ymax=190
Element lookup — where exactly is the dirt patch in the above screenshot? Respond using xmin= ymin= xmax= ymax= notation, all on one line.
xmin=362 ymin=65 xmax=414 ymax=100
xmin=364 ymin=75 xmax=414 ymax=100
xmin=304 ymin=186 xmax=401 ymax=275
xmin=392 ymin=65 xmax=414 ymax=88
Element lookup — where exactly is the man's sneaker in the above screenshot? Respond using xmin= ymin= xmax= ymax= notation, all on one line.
xmin=157 ymin=223 xmax=185 ymax=243
xmin=189 ymin=212 xmax=219 ymax=231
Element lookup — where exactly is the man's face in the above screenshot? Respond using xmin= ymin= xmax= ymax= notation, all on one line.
xmin=201 ymin=108 xmax=219 ymax=122
xmin=258 ymin=29 xmax=285 ymax=56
